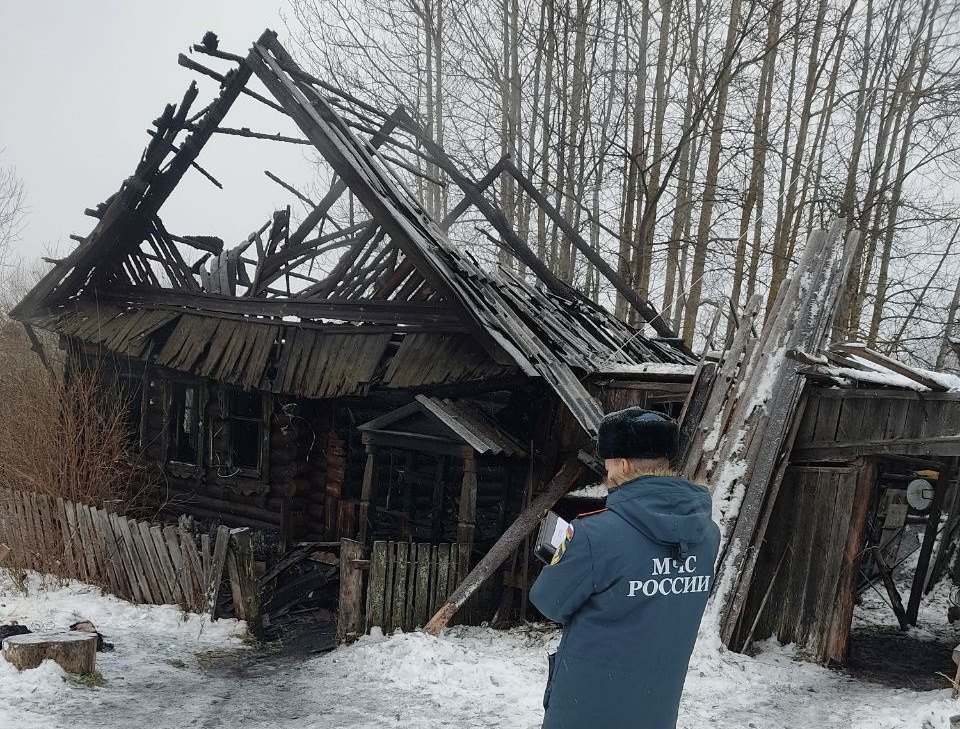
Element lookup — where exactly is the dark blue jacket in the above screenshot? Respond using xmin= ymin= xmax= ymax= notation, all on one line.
xmin=529 ymin=475 xmax=720 ymax=729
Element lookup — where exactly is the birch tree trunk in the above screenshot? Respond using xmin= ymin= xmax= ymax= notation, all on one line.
xmin=683 ymin=0 xmax=742 ymax=344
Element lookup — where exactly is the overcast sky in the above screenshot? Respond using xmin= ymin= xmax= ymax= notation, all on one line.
xmin=0 ymin=1 xmax=322 ymax=267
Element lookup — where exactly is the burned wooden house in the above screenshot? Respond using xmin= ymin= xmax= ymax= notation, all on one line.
xmin=10 ymin=30 xmax=694 ymax=627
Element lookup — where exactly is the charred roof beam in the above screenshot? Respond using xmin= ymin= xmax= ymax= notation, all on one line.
xmin=94 ymin=286 xmax=464 ymax=326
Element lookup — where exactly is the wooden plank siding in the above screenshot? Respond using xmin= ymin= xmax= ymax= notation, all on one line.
xmin=733 ymin=463 xmax=874 ymax=663
xmin=791 ymin=387 xmax=960 ymax=463
xmin=363 ymin=540 xmax=472 ymax=633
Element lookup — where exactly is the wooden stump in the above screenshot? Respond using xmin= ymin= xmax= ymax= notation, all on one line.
xmin=2 ymin=632 xmax=97 ymax=673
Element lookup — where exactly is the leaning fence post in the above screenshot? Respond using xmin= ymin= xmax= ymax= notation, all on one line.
xmin=226 ymin=527 xmax=263 ymax=637
xmin=205 ymin=525 xmax=231 ymax=618
xmin=337 ymin=538 xmax=366 ymax=643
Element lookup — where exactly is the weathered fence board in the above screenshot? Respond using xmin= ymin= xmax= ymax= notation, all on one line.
xmin=361 ymin=540 xmax=469 ymax=634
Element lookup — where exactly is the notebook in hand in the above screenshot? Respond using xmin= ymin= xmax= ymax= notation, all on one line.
xmin=534 ymin=511 xmax=572 ymax=564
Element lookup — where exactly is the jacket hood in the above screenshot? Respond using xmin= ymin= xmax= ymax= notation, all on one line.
xmin=605 ymin=475 xmax=713 ymax=559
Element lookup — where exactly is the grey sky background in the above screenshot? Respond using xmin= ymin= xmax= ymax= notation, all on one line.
xmin=0 ymin=1 xmax=321 ymax=269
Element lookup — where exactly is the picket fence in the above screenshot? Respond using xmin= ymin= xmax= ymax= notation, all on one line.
xmin=364 ymin=540 xmax=472 ymax=633
xmin=0 ymin=487 xmax=222 ymax=613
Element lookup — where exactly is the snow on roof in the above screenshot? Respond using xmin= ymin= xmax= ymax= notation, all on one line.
xmin=594 ymin=362 xmax=697 ymax=377
xmin=806 ymin=343 xmax=960 ymax=393
xmin=817 ymin=365 xmax=930 ymax=391
xmin=564 ymin=482 xmax=609 ymax=499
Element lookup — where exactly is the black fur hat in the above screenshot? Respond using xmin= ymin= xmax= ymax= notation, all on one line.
xmin=595 ymin=407 xmax=679 ymax=461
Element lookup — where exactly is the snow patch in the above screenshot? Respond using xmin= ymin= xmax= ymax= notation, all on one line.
xmin=565 ymin=482 xmax=608 ymax=499
xmin=594 ymin=363 xmax=697 ymax=377
xmin=2 ymin=571 xmax=957 ymax=728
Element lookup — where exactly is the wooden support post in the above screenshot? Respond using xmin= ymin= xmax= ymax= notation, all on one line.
xmin=906 ymin=458 xmax=956 ymax=625
xmin=519 ymin=454 xmax=534 ymax=623
xmin=337 ymin=538 xmax=365 ymax=642
xmin=423 ymin=457 xmax=583 ymax=635
xmin=358 ymin=443 xmax=377 ymax=545
xmin=226 ymin=528 xmax=262 ymax=637
xmin=431 ymin=456 xmax=446 ymax=544
xmin=457 ymin=451 xmax=478 ymax=551
xmin=871 ymin=545 xmax=910 ymax=631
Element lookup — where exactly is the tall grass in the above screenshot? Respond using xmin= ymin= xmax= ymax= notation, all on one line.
xmin=0 ymin=319 xmax=146 ymax=508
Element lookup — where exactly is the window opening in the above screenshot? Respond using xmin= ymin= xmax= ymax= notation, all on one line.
xmin=229 ymin=390 xmax=263 ymax=471
xmin=168 ymin=382 xmax=199 ymax=464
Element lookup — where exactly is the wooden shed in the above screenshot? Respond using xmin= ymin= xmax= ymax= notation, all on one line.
xmin=731 ymin=349 xmax=960 ymax=664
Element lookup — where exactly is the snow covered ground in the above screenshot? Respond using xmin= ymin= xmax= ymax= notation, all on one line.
xmin=0 ymin=571 xmax=958 ymax=729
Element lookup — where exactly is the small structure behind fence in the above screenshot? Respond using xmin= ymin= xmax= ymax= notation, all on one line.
xmin=0 ymin=487 xmax=258 ymax=626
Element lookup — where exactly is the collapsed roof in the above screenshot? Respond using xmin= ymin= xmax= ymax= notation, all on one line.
xmin=12 ymin=29 xmax=693 ymax=435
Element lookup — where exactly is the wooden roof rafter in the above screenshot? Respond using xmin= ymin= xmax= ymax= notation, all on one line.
xmin=246 ymin=31 xmax=612 ymax=431
xmin=13 ymin=28 xmax=695 ymax=426
xmin=11 ymin=63 xmax=252 ymax=321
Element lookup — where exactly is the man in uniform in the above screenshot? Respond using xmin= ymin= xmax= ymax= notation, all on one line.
xmin=530 ymin=407 xmax=720 ymax=729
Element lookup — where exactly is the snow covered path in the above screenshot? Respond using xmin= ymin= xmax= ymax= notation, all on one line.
xmin=0 ymin=574 xmax=957 ymax=729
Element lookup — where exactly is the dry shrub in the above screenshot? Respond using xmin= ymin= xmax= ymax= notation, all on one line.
xmin=0 ymin=319 xmax=145 ymax=509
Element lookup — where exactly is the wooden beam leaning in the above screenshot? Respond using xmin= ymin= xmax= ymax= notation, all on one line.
xmin=440 ymin=157 xmax=509 ymax=231
xmin=906 ymin=458 xmax=956 ymax=625
xmin=423 ymin=457 xmax=583 ymax=635
xmin=288 ymin=224 xmax=382 ymax=298
xmin=177 ymin=53 xmax=284 ymax=113
xmin=284 ymin=117 xmax=400 ymax=252
xmin=246 ymin=33 xmax=510 ymax=365
xmin=717 ymin=223 xmax=858 ymax=646
xmin=257 ymin=220 xmax=373 ymax=288
xmin=390 ymin=112 xmax=586 ymax=309
xmin=265 ymin=170 xmax=317 ymax=207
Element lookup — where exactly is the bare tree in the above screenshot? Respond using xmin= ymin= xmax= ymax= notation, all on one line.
xmin=0 ymin=159 xmax=25 ymax=264
xmin=285 ymin=0 xmax=960 ymax=363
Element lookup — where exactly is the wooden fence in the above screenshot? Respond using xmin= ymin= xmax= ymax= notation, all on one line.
xmin=0 ymin=487 xmax=256 ymax=620
xmin=365 ymin=541 xmax=470 ymax=633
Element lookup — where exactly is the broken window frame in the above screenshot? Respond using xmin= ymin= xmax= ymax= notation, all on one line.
xmin=116 ymin=371 xmax=147 ymax=452
xmin=210 ymin=386 xmax=271 ymax=482
xmin=229 ymin=388 xmax=269 ymax=478
xmin=164 ymin=377 xmax=206 ymax=472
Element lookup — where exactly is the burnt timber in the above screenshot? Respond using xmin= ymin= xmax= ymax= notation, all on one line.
xmin=12 ymin=30 xmax=694 ymax=627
